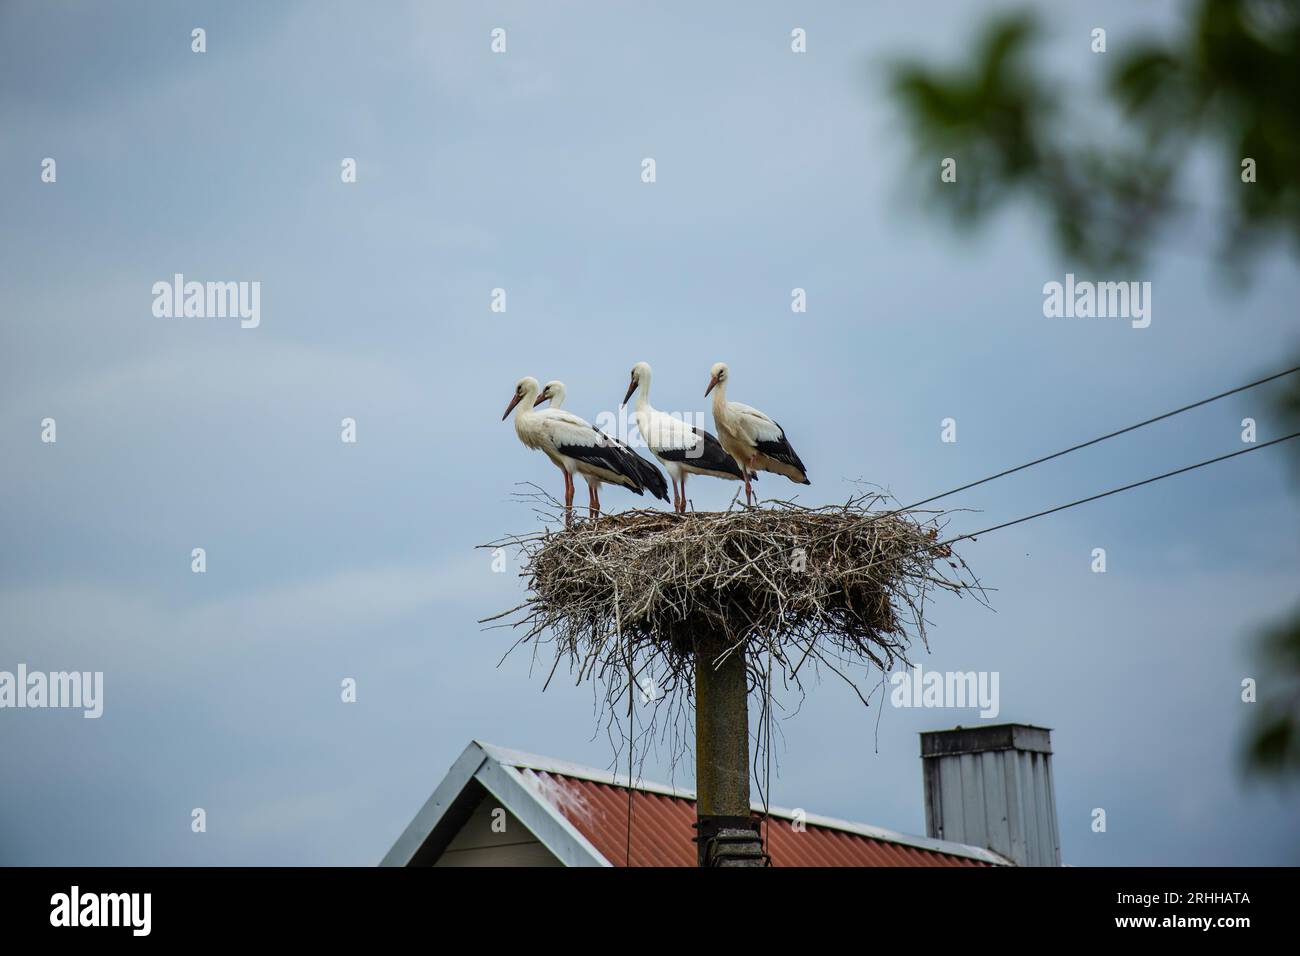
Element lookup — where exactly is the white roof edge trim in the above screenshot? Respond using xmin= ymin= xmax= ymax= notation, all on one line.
xmin=476 ymin=741 xmax=697 ymax=798
xmin=379 ymin=742 xmax=489 ymax=866
xmin=474 ymin=740 xmax=1011 ymax=866
xmin=474 ymin=761 xmax=612 ymax=867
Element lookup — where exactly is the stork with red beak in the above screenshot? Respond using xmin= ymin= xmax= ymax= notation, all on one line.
xmin=621 ymin=361 xmax=748 ymax=514
xmin=502 ymin=376 xmax=667 ymax=525
xmin=705 ymin=362 xmax=810 ymax=506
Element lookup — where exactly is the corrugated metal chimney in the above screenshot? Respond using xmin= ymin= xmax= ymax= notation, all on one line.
xmin=920 ymin=723 xmax=1062 ymax=867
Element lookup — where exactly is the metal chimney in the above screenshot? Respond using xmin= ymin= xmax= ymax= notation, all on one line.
xmin=920 ymin=723 xmax=1062 ymax=867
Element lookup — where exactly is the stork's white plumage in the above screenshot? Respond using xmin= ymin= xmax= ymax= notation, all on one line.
xmin=621 ymin=361 xmax=747 ymax=514
xmin=705 ymin=362 xmax=810 ymax=506
xmin=502 ymin=377 xmax=667 ymax=525
xmin=534 ymin=380 xmax=569 ymax=409
xmin=535 ymin=380 xmax=667 ymax=517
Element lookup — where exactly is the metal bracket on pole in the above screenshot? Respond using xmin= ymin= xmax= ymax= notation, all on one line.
xmin=693 ymin=815 xmax=769 ymax=867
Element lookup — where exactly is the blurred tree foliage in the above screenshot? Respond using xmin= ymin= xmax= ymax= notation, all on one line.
xmin=888 ymin=0 xmax=1300 ymax=776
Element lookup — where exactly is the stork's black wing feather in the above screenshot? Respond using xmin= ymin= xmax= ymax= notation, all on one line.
xmin=608 ymin=434 xmax=670 ymax=501
xmin=756 ymin=421 xmax=809 ymax=482
xmin=653 ymin=426 xmax=746 ymax=479
xmin=555 ymin=433 xmax=646 ymax=495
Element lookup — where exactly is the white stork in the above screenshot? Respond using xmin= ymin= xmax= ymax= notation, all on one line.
xmin=534 ymin=380 xmax=668 ymax=514
xmin=502 ymin=376 xmax=667 ymax=524
xmin=621 ymin=361 xmax=749 ymax=514
xmin=704 ymin=362 xmax=810 ymax=506
xmin=534 ymin=380 xmax=635 ymax=516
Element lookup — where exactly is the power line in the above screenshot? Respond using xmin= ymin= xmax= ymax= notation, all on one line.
xmin=888 ymin=363 xmax=1300 ymax=518
xmin=937 ymin=430 xmax=1300 ymax=548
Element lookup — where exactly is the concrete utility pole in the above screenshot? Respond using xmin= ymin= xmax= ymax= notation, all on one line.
xmin=693 ymin=636 xmax=765 ymax=866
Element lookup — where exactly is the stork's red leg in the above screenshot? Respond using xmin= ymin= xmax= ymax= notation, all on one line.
xmin=563 ymin=471 xmax=574 ymax=527
xmin=592 ymin=484 xmax=601 ymax=519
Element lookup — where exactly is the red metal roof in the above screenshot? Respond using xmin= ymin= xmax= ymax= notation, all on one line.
xmin=525 ymin=770 xmax=991 ymax=867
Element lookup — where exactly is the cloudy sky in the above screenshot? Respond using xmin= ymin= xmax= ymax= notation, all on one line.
xmin=2 ymin=0 xmax=1297 ymax=866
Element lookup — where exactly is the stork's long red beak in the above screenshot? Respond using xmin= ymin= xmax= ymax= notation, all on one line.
xmin=502 ymin=393 xmax=522 ymax=420
xmin=704 ymin=375 xmax=718 ymax=397
xmin=622 ymin=379 xmax=637 ymax=406
xmin=533 ymin=393 xmax=548 ymax=407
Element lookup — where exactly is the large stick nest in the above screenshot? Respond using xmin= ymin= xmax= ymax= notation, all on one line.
xmin=483 ymin=491 xmax=985 ymax=720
